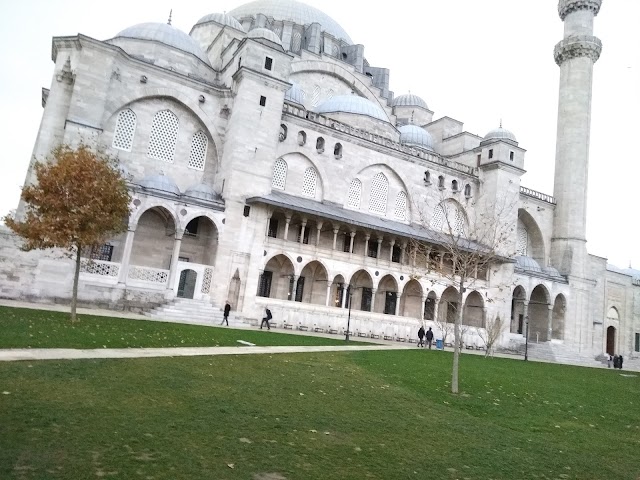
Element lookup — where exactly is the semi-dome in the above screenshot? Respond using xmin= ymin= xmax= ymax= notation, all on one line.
xmin=515 ymin=255 xmax=542 ymax=273
xmin=139 ymin=174 xmax=181 ymax=196
xmin=392 ymin=93 xmax=429 ymax=110
xmin=482 ymin=126 xmax=518 ymax=144
xmin=113 ymin=22 xmax=211 ymax=65
xmin=229 ymin=0 xmax=352 ymax=44
xmin=184 ymin=183 xmax=219 ymax=202
xmin=247 ymin=27 xmax=283 ymax=48
xmin=398 ymin=125 xmax=434 ymax=151
xmin=195 ymin=13 xmax=245 ymax=31
xmin=315 ymin=95 xmax=389 ymax=123
xmin=544 ymin=266 xmax=564 ymax=278
xmin=284 ymin=83 xmax=305 ymax=105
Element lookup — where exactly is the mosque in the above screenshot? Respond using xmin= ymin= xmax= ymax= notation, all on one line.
xmin=1 ymin=0 xmax=638 ymax=359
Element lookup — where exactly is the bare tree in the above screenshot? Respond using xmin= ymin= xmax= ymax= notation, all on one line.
xmin=477 ymin=314 xmax=506 ymax=357
xmin=433 ymin=310 xmax=454 ymax=346
xmin=410 ymin=191 xmax=517 ymax=394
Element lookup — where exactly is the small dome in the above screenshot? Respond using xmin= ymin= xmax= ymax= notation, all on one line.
xmin=113 ymin=22 xmax=211 ymax=65
xmin=398 ymin=125 xmax=434 ymax=151
xmin=229 ymin=0 xmax=352 ymax=44
xmin=545 ymin=266 xmax=564 ymax=278
xmin=247 ymin=27 xmax=283 ymax=48
xmin=482 ymin=126 xmax=518 ymax=144
xmin=392 ymin=93 xmax=429 ymax=110
xmin=315 ymin=95 xmax=389 ymax=123
xmin=195 ymin=13 xmax=245 ymax=31
xmin=284 ymin=83 xmax=305 ymax=105
xmin=184 ymin=183 xmax=219 ymax=202
xmin=515 ymin=255 xmax=542 ymax=273
xmin=139 ymin=174 xmax=181 ymax=196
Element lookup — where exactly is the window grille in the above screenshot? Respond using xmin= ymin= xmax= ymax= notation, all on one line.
xmin=90 ymin=244 xmax=114 ymax=262
xmin=392 ymin=245 xmax=401 ymax=263
xmin=369 ymin=172 xmax=389 ymax=215
xmin=343 ymin=234 xmax=351 ymax=253
xmin=148 ymin=110 xmax=179 ymax=163
xmin=311 ymin=85 xmax=321 ymax=107
xmin=295 ymin=277 xmax=305 ymax=302
xmin=361 ymin=287 xmax=372 ymax=312
xmin=453 ymin=208 xmax=465 ymax=235
xmin=302 ymin=168 xmax=317 ymax=197
xmin=112 ymin=108 xmax=137 ymax=151
xmin=347 ymin=179 xmax=362 ymax=208
xmin=292 ymin=31 xmax=302 ymax=52
xmin=268 ymin=218 xmax=278 ymax=238
xmin=258 ymin=271 xmax=273 ymax=297
xmin=272 ymin=159 xmax=287 ymax=190
xmin=367 ymin=241 xmax=378 ymax=258
xmin=516 ymin=220 xmax=528 ymax=256
xmin=430 ymin=204 xmax=446 ymax=230
xmin=394 ymin=191 xmax=408 ymax=220
xmin=188 ymin=131 xmax=207 ymax=170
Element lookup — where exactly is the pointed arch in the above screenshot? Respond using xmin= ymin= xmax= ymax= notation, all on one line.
xmin=517 ymin=209 xmax=545 ymax=265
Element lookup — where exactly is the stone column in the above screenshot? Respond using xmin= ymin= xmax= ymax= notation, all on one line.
xmin=283 ymin=214 xmax=292 ymax=242
xmin=332 ymin=226 xmax=339 ymax=250
xmin=432 ymin=300 xmax=439 ymax=323
xmin=264 ymin=209 xmax=273 ymax=238
xmin=547 ymin=304 xmax=554 ymax=341
xmin=325 ymin=281 xmax=332 ymax=307
xmin=421 ymin=294 xmax=428 ymax=321
xmin=290 ymin=275 xmax=299 ymax=301
xmin=299 ymin=219 xmax=307 ymax=244
xmin=371 ymin=288 xmax=377 ymax=312
xmin=364 ymin=234 xmax=370 ymax=259
xmin=376 ymin=237 xmax=383 ymax=260
xmin=395 ymin=293 xmax=402 ymax=316
xmin=348 ymin=231 xmax=356 ymax=255
xmin=117 ymin=227 xmax=136 ymax=284
xmin=400 ymin=242 xmax=407 ymax=265
xmin=167 ymin=230 xmax=184 ymax=291
xmin=316 ymin=221 xmax=324 ymax=247
xmin=341 ymin=284 xmax=348 ymax=308
xmin=551 ymin=0 xmax=602 ymax=277
xmin=389 ymin=239 xmax=395 ymax=263
xmin=523 ymin=301 xmax=529 ymax=339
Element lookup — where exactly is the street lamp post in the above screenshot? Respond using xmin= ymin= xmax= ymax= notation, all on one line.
xmin=524 ymin=315 xmax=529 ymax=361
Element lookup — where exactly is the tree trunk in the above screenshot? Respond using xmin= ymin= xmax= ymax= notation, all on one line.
xmin=71 ymin=245 xmax=81 ymax=323
xmin=451 ymin=278 xmax=465 ymax=394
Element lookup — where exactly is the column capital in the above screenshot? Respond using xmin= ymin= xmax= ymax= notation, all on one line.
xmin=554 ymin=35 xmax=602 ymax=65
xmin=558 ymin=0 xmax=602 ymax=21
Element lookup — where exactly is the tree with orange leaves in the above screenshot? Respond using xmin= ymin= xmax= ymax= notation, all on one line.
xmin=5 ymin=144 xmax=131 ymax=321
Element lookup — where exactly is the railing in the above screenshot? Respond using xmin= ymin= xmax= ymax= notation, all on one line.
xmin=282 ymin=103 xmax=477 ymax=176
xmin=80 ymin=259 xmax=120 ymax=277
xmin=128 ymin=266 xmax=169 ymax=284
xmin=520 ymin=186 xmax=556 ymax=205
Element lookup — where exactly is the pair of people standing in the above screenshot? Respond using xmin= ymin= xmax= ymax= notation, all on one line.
xmin=417 ymin=326 xmax=434 ymax=348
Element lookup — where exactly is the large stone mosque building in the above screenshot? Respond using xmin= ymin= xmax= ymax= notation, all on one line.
xmin=1 ymin=0 xmax=638 ymax=358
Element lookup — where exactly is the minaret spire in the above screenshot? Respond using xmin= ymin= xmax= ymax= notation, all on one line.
xmin=167 ymin=9 xmax=173 ymax=25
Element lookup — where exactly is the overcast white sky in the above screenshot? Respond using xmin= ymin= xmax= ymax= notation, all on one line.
xmin=0 ymin=0 xmax=638 ymax=268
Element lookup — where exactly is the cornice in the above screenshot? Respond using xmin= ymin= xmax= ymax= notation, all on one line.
xmin=558 ymin=0 xmax=602 ymax=20
xmin=554 ymin=35 xmax=602 ymax=65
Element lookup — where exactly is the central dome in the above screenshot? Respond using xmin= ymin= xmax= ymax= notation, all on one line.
xmin=315 ymin=95 xmax=389 ymax=123
xmin=229 ymin=0 xmax=352 ymax=44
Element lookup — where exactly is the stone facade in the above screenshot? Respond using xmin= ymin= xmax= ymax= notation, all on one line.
xmin=2 ymin=0 xmax=639 ymax=359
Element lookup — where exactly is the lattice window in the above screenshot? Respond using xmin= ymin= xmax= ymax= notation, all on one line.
xmin=311 ymin=85 xmax=321 ymax=107
xmin=89 ymin=244 xmax=114 ymax=261
xmin=148 ymin=110 xmax=179 ymax=163
xmin=453 ymin=208 xmax=465 ymax=235
xmin=347 ymin=179 xmax=362 ymax=208
xmin=201 ymin=268 xmax=213 ymax=294
xmin=272 ymin=158 xmax=287 ymax=190
xmin=188 ymin=131 xmax=207 ymax=170
xmin=302 ymin=167 xmax=317 ymax=197
xmin=128 ymin=266 xmax=169 ymax=283
xmin=292 ymin=31 xmax=302 ymax=52
xmin=430 ymin=204 xmax=446 ymax=230
xmin=517 ymin=220 xmax=528 ymax=256
xmin=369 ymin=172 xmax=389 ymax=215
xmin=394 ymin=191 xmax=408 ymax=220
xmin=112 ymin=108 xmax=137 ymax=151
xmin=80 ymin=259 xmax=119 ymax=277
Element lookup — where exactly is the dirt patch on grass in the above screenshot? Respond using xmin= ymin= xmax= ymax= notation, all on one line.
xmin=253 ymin=473 xmax=287 ymax=480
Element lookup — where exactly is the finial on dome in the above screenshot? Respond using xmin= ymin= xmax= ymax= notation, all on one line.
xmin=500 ymin=118 xmax=503 ymax=128
xmin=167 ymin=9 xmax=173 ymax=25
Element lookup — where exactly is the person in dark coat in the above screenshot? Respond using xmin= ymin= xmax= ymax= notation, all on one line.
xmin=618 ymin=355 xmax=623 ymax=370
xmin=417 ymin=326 xmax=425 ymax=347
xmin=221 ymin=302 xmax=231 ymax=326
xmin=425 ymin=327 xmax=434 ymax=349
xmin=613 ymin=355 xmax=620 ymax=369
xmin=261 ymin=307 xmax=272 ymax=330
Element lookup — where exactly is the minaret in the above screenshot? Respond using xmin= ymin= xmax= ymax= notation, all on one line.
xmin=550 ymin=0 xmax=602 ymax=277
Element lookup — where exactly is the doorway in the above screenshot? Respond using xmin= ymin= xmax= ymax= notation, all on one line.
xmin=606 ymin=326 xmax=616 ymax=355
xmin=177 ymin=269 xmax=197 ymax=299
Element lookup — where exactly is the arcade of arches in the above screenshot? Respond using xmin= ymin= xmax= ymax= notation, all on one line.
xmin=511 ymin=285 xmax=566 ymax=341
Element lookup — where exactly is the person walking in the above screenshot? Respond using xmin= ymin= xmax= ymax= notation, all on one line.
xmin=417 ymin=326 xmax=425 ymax=347
xmin=260 ymin=307 xmax=272 ymax=330
xmin=221 ymin=302 xmax=231 ymax=326
xmin=425 ymin=327 xmax=434 ymax=349
xmin=618 ymin=354 xmax=623 ymax=370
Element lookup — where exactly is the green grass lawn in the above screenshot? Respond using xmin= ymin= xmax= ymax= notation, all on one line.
xmin=0 ymin=306 xmax=355 ymax=349
xmin=1 ymin=350 xmax=638 ymax=479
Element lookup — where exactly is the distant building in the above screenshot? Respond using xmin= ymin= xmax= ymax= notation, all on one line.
xmin=2 ymin=0 xmax=638 ymax=358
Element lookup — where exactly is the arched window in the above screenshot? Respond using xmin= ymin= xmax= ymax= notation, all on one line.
xmin=438 ymin=175 xmax=445 ymax=189
xmin=298 ymin=131 xmax=307 ymax=146
xmin=394 ymin=191 xmax=408 ymax=220
xmin=347 ymin=179 xmax=362 ymax=208
xmin=424 ymin=171 xmax=431 ymax=185
xmin=430 ymin=204 xmax=446 ymax=231
xmin=334 ymin=143 xmax=343 ymax=159
xmin=431 ymin=201 xmax=466 ymax=235
xmin=272 ymin=159 xmax=287 ymax=190
xmin=188 ymin=131 xmax=208 ymax=171
xmin=464 ymin=184 xmax=472 ymax=198
xmin=451 ymin=180 xmax=459 ymax=192
xmin=279 ymin=124 xmax=287 ymax=142
xmin=112 ymin=108 xmax=137 ymax=151
xmin=302 ymin=167 xmax=318 ymax=197
xmin=148 ymin=109 xmax=179 ymax=163
xmin=369 ymin=173 xmax=389 ymax=215
xmin=516 ymin=219 xmax=528 ymax=256
xmin=316 ymin=137 xmax=325 ymax=153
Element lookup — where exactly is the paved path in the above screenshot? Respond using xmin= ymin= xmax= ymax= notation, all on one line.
xmin=0 ymin=344 xmax=411 ymax=362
